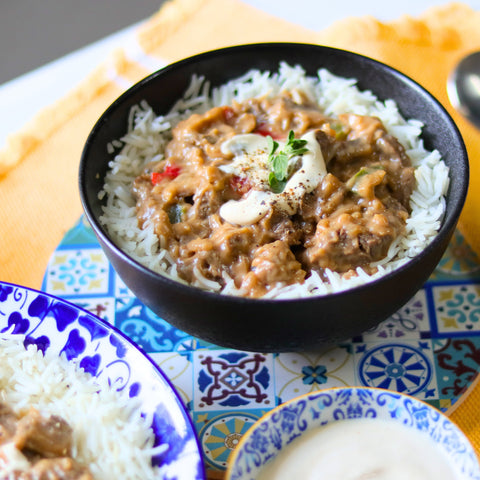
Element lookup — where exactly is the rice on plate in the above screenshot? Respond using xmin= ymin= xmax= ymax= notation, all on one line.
xmin=99 ymin=62 xmax=449 ymax=299
xmin=0 ymin=333 xmax=165 ymax=480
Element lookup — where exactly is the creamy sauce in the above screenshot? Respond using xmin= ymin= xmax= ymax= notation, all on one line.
xmin=0 ymin=443 xmax=31 ymax=475
xmin=256 ymin=418 xmax=460 ymax=480
xmin=219 ymin=132 xmax=326 ymax=225
xmin=131 ymin=93 xmax=417 ymax=297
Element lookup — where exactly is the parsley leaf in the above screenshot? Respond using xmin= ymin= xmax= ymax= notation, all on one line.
xmin=267 ymin=130 xmax=309 ymax=193
xmin=272 ymin=153 xmax=288 ymax=181
xmin=268 ymin=172 xmax=287 ymax=194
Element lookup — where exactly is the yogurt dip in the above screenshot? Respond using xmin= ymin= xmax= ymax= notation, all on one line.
xmin=257 ymin=417 xmax=460 ymax=480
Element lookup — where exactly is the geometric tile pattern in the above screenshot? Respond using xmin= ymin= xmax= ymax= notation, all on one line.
xmin=43 ymin=218 xmax=480 ymax=476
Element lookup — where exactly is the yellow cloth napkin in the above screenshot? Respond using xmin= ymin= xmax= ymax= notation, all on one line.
xmin=1 ymin=0 xmax=480 ymax=469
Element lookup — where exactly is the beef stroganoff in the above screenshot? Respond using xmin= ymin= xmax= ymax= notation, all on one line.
xmin=100 ymin=63 xmax=449 ymax=298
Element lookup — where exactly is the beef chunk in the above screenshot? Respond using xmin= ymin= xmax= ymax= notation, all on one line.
xmin=13 ymin=408 xmax=72 ymax=458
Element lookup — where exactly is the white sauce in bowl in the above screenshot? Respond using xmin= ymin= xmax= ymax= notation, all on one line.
xmin=256 ymin=418 xmax=460 ymax=480
xmin=219 ymin=132 xmax=326 ymax=225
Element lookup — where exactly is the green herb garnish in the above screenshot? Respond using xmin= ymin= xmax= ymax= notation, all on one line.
xmin=267 ymin=131 xmax=309 ymax=193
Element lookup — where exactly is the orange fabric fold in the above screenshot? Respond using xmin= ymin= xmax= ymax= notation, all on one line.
xmin=0 ymin=50 xmax=150 ymax=287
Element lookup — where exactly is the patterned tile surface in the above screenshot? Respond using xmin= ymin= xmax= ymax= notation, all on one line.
xmin=42 ymin=217 xmax=480 ymax=475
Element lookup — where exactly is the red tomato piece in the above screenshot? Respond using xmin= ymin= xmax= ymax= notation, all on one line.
xmin=230 ymin=175 xmax=251 ymax=196
xmin=254 ymin=127 xmax=272 ymax=137
xmin=151 ymin=164 xmax=181 ymax=185
xmin=254 ymin=124 xmax=283 ymax=139
xmin=223 ymin=106 xmax=235 ymax=123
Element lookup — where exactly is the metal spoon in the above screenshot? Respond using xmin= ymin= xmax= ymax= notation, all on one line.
xmin=447 ymin=51 xmax=480 ymax=129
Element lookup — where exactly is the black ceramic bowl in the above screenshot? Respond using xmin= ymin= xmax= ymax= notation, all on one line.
xmin=79 ymin=43 xmax=468 ymax=352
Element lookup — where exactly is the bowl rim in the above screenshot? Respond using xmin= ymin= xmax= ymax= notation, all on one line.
xmin=0 ymin=279 xmax=206 ymax=479
xmin=79 ymin=41 xmax=469 ymax=306
xmin=224 ymin=385 xmax=478 ymax=480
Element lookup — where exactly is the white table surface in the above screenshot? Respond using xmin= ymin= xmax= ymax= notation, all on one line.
xmin=0 ymin=0 xmax=478 ymax=150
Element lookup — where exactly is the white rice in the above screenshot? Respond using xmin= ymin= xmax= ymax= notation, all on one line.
xmin=0 ymin=333 xmax=165 ymax=479
xmin=99 ymin=62 xmax=450 ymax=298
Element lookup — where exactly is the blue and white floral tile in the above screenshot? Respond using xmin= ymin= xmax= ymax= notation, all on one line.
xmin=353 ymin=339 xmax=438 ymax=401
xmin=193 ymin=350 xmax=275 ymax=412
xmin=433 ymin=336 xmax=480 ymax=403
xmin=44 ymin=247 xmax=110 ymax=296
xmin=114 ymin=295 xmax=192 ymax=353
xmin=194 ymin=411 xmax=263 ymax=471
xmin=433 ymin=284 xmax=480 ymax=334
xmin=274 ymin=347 xmax=356 ymax=402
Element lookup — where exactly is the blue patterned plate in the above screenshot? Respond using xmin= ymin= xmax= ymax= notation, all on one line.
xmin=0 ymin=280 xmax=205 ymax=479
xmin=226 ymin=387 xmax=480 ymax=480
